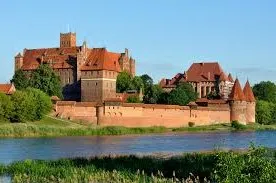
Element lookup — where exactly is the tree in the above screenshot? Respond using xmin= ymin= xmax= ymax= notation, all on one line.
xmin=11 ymin=69 xmax=29 ymax=90
xmin=253 ymin=81 xmax=276 ymax=103
xmin=25 ymin=88 xmax=52 ymax=120
xmin=143 ymin=84 xmax=163 ymax=104
xmin=131 ymin=76 xmax=144 ymax=91
xmin=256 ymin=100 xmax=272 ymax=125
xmin=116 ymin=71 xmax=132 ymax=93
xmin=29 ymin=64 xmax=63 ymax=98
xmin=0 ymin=93 xmax=13 ymax=120
xmin=140 ymin=74 xmax=153 ymax=89
xmin=167 ymin=83 xmax=198 ymax=106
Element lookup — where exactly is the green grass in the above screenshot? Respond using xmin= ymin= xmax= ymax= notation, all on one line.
xmin=0 ymin=116 xmax=276 ymax=138
xmin=0 ymin=147 xmax=275 ymax=183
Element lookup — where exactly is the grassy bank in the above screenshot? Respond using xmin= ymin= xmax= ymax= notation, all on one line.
xmin=0 ymin=147 xmax=275 ymax=182
xmin=0 ymin=116 xmax=276 ymax=137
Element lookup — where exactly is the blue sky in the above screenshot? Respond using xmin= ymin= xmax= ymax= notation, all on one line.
xmin=1 ymin=0 xmax=276 ymax=85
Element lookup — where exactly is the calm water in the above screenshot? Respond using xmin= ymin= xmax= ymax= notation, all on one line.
xmin=0 ymin=131 xmax=275 ymax=164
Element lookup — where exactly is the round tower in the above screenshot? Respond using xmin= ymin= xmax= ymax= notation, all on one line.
xmin=243 ymin=80 xmax=256 ymax=123
xmin=228 ymin=79 xmax=247 ymax=125
xmin=14 ymin=52 xmax=23 ymax=71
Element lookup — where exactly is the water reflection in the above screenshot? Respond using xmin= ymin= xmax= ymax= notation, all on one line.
xmin=0 ymin=131 xmax=275 ymax=164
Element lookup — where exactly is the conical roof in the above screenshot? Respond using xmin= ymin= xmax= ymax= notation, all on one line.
xmin=228 ymin=79 xmax=246 ymax=101
xmin=243 ymin=80 xmax=255 ymax=102
xmin=228 ymin=73 xmax=234 ymax=82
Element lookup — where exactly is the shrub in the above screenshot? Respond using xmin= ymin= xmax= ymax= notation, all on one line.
xmin=0 ymin=93 xmax=13 ymax=120
xmin=188 ymin=122 xmax=195 ymax=127
xmin=231 ymin=121 xmax=246 ymax=130
xmin=126 ymin=95 xmax=141 ymax=103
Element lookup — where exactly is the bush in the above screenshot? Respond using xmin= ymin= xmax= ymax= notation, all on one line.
xmin=0 ymin=93 xmax=13 ymax=120
xmin=231 ymin=121 xmax=246 ymax=130
xmin=188 ymin=122 xmax=195 ymax=127
xmin=126 ymin=95 xmax=141 ymax=103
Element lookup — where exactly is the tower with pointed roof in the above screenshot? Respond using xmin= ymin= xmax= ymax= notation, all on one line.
xmin=243 ymin=80 xmax=256 ymax=123
xmin=228 ymin=78 xmax=247 ymax=124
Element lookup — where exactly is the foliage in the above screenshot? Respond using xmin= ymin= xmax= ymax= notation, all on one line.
xmin=24 ymin=88 xmax=52 ymax=120
xmin=0 ymin=93 xmax=13 ymax=120
xmin=29 ymin=64 xmax=63 ymax=98
xmin=188 ymin=122 xmax=195 ymax=127
xmin=140 ymin=74 xmax=153 ymax=90
xmin=231 ymin=120 xmax=246 ymax=130
xmin=256 ymin=100 xmax=273 ymax=125
xmin=116 ymin=72 xmax=144 ymax=93
xmin=213 ymin=146 xmax=276 ymax=183
xmin=116 ymin=71 xmax=133 ymax=93
xmin=253 ymin=81 xmax=276 ymax=103
xmin=207 ymin=91 xmax=221 ymax=100
xmin=1 ymin=89 xmax=52 ymax=122
xmin=143 ymin=84 xmax=163 ymax=104
xmin=11 ymin=65 xmax=63 ymax=98
xmin=168 ymin=83 xmax=198 ymax=106
xmin=126 ymin=95 xmax=141 ymax=103
xmin=10 ymin=69 xmax=29 ymax=90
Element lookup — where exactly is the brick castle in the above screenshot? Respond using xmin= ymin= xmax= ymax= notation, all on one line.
xmin=14 ymin=32 xmax=135 ymax=102
xmin=11 ymin=32 xmax=256 ymax=126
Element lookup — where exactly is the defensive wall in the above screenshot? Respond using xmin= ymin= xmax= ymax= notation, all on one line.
xmin=55 ymin=101 xmax=231 ymax=127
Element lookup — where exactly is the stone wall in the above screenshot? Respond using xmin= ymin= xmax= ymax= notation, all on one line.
xmin=55 ymin=102 xmax=231 ymax=127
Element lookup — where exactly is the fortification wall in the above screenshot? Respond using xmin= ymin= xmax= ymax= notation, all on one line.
xmin=55 ymin=102 xmax=231 ymax=127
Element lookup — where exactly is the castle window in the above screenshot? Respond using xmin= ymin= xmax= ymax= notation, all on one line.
xmin=95 ymin=82 xmax=97 ymax=86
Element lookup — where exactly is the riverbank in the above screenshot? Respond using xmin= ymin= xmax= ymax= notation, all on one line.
xmin=0 ymin=147 xmax=275 ymax=182
xmin=0 ymin=116 xmax=276 ymax=137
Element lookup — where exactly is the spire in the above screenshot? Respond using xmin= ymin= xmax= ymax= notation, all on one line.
xmin=228 ymin=73 xmax=234 ymax=82
xmin=15 ymin=52 xmax=22 ymax=58
xmin=243 ymin=80 xmax=255 ymax=102
xmin=228 ymin=78 xmax=246 ymax=101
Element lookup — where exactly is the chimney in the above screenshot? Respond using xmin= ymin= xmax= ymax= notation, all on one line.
xmin=125 ymin=48 xmax=129 ymax=57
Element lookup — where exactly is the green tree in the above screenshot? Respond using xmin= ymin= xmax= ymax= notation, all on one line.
xmin=140 ymin=74 xmax=153 ymax=89
xmin=25 ymin=88 xmax=52 ymax=120
xmin=116 ymin=71 xmax=132 ymax=93
xmin=11 ymin=69 xmax=29 ymax=90
xmin=29 ymin=64 xmax=63 ymax=98
xmin=131 ymin=76 xmax=144 ymax=91
xmin=253 ymin=81 xmax=276 ymax=103
xmin=256 ymin=100 xmax=272 ymax=125
xmin=0 ymin=93 xmax=13 ymax=120
xmin=167 ymin=83 xmax=198 ymax=106
xmin=143 ymin=84 xmax=163 ymax=104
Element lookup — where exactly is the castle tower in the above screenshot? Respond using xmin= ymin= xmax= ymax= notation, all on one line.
xmin=14 ymin=53 xmax=23 ymax=71
xmin=228 ymin=78 xmax=247 ymax=124
xmin=243 ymin=80 xmax=256 ymax=123
xmin=60 ymin=32 xmax=76 ymax=48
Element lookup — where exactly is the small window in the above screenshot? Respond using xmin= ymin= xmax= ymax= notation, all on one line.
xmin=95 ymin=82 xmax=97 ymax=86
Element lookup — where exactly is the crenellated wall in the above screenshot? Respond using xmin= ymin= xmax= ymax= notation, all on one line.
xmin=55 ymin=102 xmax=231 ymax=127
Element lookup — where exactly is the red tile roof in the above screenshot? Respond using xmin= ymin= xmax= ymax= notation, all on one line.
xmin=228 ymin=79 xmax=246 ymax=101
xmin=243 ymin=80 xmax=255 ymax=102
xmin=80 ymin=48 xmax=121 ymax=72
xmin=0 ymin=84 xmax=15 ymax=95
xmin=185 ymin=62 xmax=228 ymax=82
xmin=21 ymin=47 xmax=80 ymax=70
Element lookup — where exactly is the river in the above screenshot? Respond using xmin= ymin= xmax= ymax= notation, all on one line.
xmin=0 ymin=130 xmax=275 ymax=164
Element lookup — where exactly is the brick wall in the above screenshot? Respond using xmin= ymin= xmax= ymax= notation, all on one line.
xmin=56 ymin=102 xmax=231 ymax=127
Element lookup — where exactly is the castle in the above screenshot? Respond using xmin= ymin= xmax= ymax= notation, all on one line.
xmin=55 ymin=78 xmax=255 ymax=126
xmin=159 ymin=62 xmax=234 ymax=100
xmin=14 ymin=32 xmax=135 ymax=102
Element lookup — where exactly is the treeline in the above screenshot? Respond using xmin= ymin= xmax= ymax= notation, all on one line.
xmin=0 ymin=88 xmax=52 ymax=122
xmin=116 ymin=72 xmax=198 ymax=105
xmin=254 ymin=81 xmax=276 ymax=124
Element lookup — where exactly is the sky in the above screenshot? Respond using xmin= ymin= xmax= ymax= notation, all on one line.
xmin=1 ymin=0 xmax=276 ymax=85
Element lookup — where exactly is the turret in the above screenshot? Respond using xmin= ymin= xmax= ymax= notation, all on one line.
xmin=60 ymin=32 xmax=76 ymax=48
xmin=14 ymin=52 xmax=23 ymax=71
xmin=228 ymin=78 xmax=247 ymax=124
xmin=243 ymin=80 xmax=256 ymax=123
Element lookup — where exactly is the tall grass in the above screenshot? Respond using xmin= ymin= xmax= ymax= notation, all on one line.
xmin=0 ymin=147 xmax=275 ymax=183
